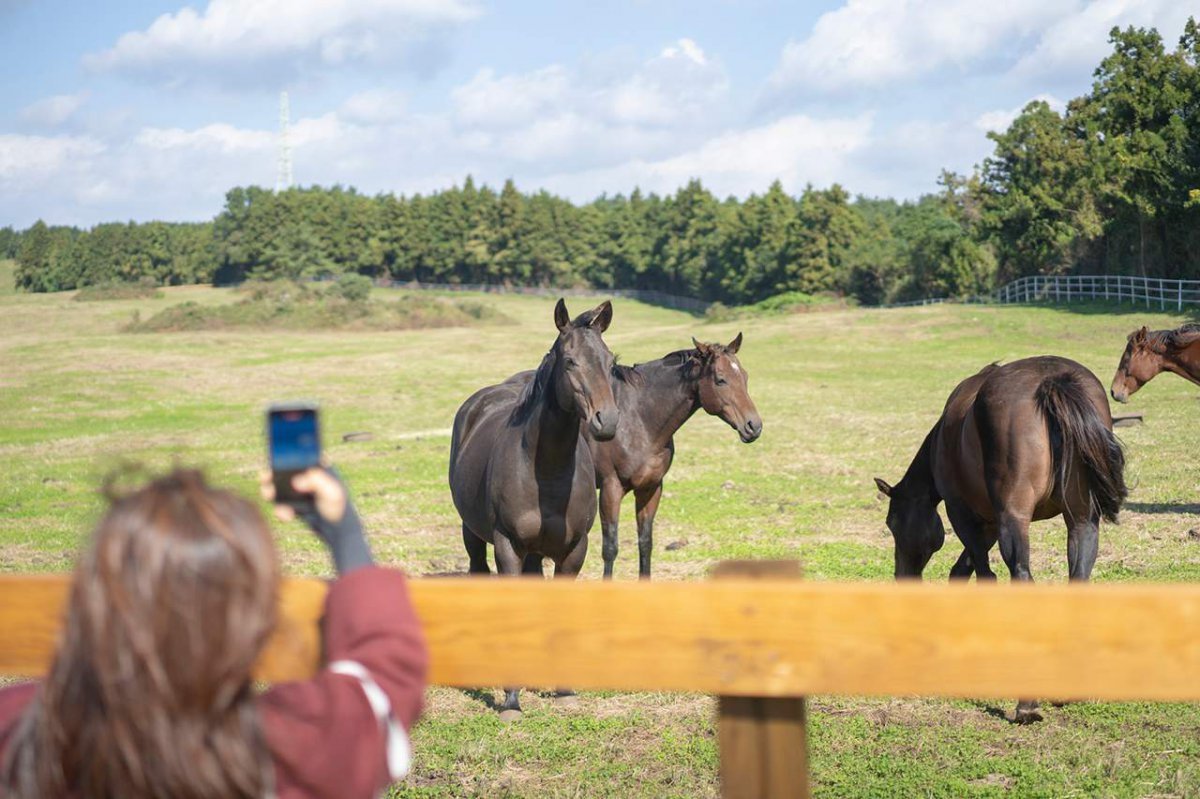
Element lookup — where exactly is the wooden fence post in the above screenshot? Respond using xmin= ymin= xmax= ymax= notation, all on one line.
xmin=713 ymin=560 xmax=810 ymax=799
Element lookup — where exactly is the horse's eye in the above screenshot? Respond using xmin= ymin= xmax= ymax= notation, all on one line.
xmin=715 ymin=377 xmax=728 ymax=386
xmin=564 ymin=358 xmax=577 ymax=370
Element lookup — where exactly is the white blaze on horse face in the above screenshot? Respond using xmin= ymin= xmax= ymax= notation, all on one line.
xmin=731 ymin=362 xmax=741 ymax=373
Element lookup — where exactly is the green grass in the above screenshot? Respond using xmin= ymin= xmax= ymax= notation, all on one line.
xmin=74 ymin=280 xmax=164 ymax=302
xmin=0 ymin=260 xmax=14 ymax=295
xmin=2 ymin=284 xmax=1200 ymax=797
xmin=128 ymin=280 xmax=513 ymax=332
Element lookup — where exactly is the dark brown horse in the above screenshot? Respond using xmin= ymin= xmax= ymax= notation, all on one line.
xmin=874 ymin=356 xmax=1127 ymax=723
xmin=507 ymin=335 xmax=762 ymax=579
xmin=448 ymin=299 xmax=618 ymax=718
xmin=1110 ymin=323 xmax=1200 ymax=402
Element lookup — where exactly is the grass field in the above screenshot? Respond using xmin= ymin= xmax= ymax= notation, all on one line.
xmin=0 ymin=260 xmax=14 ymax=295
xmin=2 ymin=284 xmax=1199 ymax=797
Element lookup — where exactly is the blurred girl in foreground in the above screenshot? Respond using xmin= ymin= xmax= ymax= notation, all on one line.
xmin=0 ymin=466 xmax=427 ymax=798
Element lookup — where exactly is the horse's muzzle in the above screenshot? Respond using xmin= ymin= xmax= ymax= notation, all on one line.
xmin=739 ymin=417 xmax=763 ymax=443
xmin=590 ymin=409 xmax=617 ymax=441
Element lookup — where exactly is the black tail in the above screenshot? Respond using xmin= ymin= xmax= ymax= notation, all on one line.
xmin=1035 ymin=374 xmax=1127 ymax=523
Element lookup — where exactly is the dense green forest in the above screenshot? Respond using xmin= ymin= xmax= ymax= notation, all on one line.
xmin=9 ymin=21 xmax=1200 ymax=305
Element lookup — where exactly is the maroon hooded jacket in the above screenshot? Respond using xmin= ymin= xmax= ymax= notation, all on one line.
xmin=0 ymin=566 xmax=428 ymax=799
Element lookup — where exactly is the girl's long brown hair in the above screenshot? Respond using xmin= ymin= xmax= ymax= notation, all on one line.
xmin=2 ymin=469 xmax=279 ymax=798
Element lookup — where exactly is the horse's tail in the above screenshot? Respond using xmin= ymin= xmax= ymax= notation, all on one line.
xmin=1035 ymin=372 xmax=1127 ymax=523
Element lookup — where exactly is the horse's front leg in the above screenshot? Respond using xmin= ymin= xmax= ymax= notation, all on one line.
xmin=944 ymin=500 xmax=995 ymax=581
xmin=462 ymin=524 xmax=490 ymax=574
xmin=547 ymin=534 xmax=590 ymax=709
xmin=634 ymin=482 xmax=663 ymax=580
xmin=493 ymin=533 xmax=527 ymax=722
xmin=948 ymin=549 xmax=974 ymax=579
xmin=599 ymin=478 xmax=624 ymax=579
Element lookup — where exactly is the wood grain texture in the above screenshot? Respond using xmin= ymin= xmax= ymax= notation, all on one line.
xmin=0 ymin=576 xmax=329 ymax=683
xmin=715 ymin=561 xmax=809 ymax=799
xmin=412 ymin=578 xmax=1200 ymax=700
xmin=4 ymin=575 xmax=1200 ymax=701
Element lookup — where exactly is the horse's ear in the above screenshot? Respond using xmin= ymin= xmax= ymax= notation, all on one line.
xmin=589 ymin=300 xmax=613 ymax=333
xmin=1134 ymin=326 xmax=1149 ymax=344
xmin=692 ymin=337 xmax=711 ymax=358
xmin=554 ymin=298 xmax=570 ymax=332
xmin=727 ymin=332 xmax=743 ymax=354
xmin=874 ymin=477 xmax=893 ymax=497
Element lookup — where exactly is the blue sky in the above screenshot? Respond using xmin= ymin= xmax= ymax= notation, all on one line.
xmin=0 ymin=0 xmax=1192 ymax=227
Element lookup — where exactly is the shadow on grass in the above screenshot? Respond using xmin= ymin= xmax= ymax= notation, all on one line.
xmin=461 ymin=688 xmax=500 ymax=710
xmin=1124 ymin=502 xmax=1200 ymax=515
xmin=970 ymin=700 xmax=1049 ymax=726
xmin=976 ymin=703 xmax=1012 ymax=723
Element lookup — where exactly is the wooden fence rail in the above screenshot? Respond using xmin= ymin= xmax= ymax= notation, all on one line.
xmin=4 ymin=569 xmax=1200 ymax=797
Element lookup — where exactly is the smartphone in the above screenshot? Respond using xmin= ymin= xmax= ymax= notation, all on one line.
xmin=267 ymin=402 xmax=321 ymax=504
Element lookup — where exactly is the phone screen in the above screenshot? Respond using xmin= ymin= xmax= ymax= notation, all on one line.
xmin=269 ymin=408 xmax=321 ymax=471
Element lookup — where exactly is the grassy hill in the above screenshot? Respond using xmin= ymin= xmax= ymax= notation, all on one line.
xmin=0 ymin=260 xmax=15 ymax=295
xmin=2 ymin=285 xmax=1199 ymax=797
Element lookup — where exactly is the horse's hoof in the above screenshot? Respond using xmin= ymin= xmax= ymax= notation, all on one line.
xmin=498 ymin=708 xmax=523 ymax=723
xmin=1013 ymin=707 xmax=1044 ymax=725
xmin=553 ymin=692 xmax=580 ymax=709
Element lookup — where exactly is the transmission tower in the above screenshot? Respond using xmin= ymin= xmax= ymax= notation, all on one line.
xmin=276 ymin=90 xmax=293 ymax=191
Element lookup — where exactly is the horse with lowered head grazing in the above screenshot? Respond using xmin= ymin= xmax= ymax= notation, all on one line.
xmin=1110 ymin=323 xmax=1200 ymax=403
xmin=875 ymin=356 xmax=1127 ymax=724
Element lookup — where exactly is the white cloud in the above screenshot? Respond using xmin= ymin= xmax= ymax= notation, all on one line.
xmin=85 ymin=0 xmax=482 ymax=88
xmin=0 ymin=134 xmax=104 ymax=184
xmin=451 ymin=66 xmax=571 ymax=128
xmin=768 ymin=0 xmax=1078 ymax=94
xmin=448 ymin=38 xmax=730 ymax=167
xmin=18 ymin=93 xmax=88 ymax=128
xmin=340 ymin=89 xmax=408 ymax=124
xmin=542 ymin=113 xmax=874 ymax=200
xmin=660 ymin=37 xmax=707 ymax=66
xmin=135 ymin=123 xmax=274 ymax=153
xmin=1011 ymin=0 xmax=1191 ymax=79
xmin=974 ymin=94 xmax=1067 ymax=133
xmin=604 ymin=38 xmax=728 ymax=126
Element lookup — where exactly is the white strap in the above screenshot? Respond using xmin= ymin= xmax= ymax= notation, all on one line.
xmin=329 ymin=660 xmax=412 ymax=781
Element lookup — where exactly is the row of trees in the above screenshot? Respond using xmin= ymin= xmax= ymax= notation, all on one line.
xmin=12 ymin=178 xmax=975 ymax=305
xmin=977 ymin=19 xmax=1200 ymax=282
xmin=12 ymin=221 xmax=215 ymax=293
xmin=9 ymin=19 xmax=1199 ymax=304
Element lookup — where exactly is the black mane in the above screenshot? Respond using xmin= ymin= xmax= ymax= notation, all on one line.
xmin=511 ymin=347 xmax=558 ymax=424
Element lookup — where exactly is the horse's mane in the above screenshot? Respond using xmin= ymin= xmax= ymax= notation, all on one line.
xmin=510 ymin=347 xmax=557 ymax=425
xmin=1136 ymin=323 xmax=1200 ymax=353
xmin=1165 ymin=322 xmax=1200 ymax=350
xmin=654 ymin=344 xmax=732 ymax=380
xmin=611 ymin=353 xmax=645 ymax=386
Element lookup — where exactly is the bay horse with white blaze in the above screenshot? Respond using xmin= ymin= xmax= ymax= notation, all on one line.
xmin=875 ymin=356 xmax=1127 ymax=723
xmin=1110 ymin=323 xmax=1200 ymax=403
xmin=594 ymin=335 xmax=762 ymax=579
